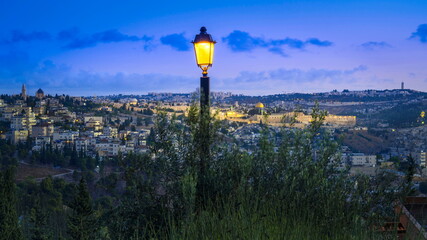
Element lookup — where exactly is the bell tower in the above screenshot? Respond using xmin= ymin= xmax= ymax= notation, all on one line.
xmin=21 ymin=84 xmax=27 ymax=100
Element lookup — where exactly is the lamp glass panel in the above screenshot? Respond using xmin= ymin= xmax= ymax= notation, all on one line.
xmin=194 ymin=42 xmax=214 ymax=66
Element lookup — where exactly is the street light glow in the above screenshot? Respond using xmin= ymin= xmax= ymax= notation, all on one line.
xmin=192 ymin=27 xmax=216 ymax=76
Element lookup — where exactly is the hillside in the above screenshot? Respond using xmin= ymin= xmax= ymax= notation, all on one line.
xmin=339 ymin=130 xmax=390 ymax=154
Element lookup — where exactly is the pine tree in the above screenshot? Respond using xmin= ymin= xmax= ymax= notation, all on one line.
xmin=67 ymin=178 xmax=97 ymax=240
xmin=29 ymin=195 xmax=50 ymax=240
xmin=0 ymin=167 xmax=23 ymax=240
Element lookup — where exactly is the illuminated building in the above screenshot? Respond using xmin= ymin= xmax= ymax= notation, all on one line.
xmin=421 ymin=151 xmax=426 ymax=168
xmin=255 ymin=102 xmax=265 ymax=114
xmin=31 ymin=122 xmax=54 ymax=137
xmin=250 ymin=112 xmax=356 ymax=128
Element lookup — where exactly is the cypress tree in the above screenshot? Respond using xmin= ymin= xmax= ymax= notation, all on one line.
xmin=405 ymin=154 xmax=417 ymax=196
xmin=146 ymin=127 xmax=155 ymax=146
xmin=40 ymin=145 xmax=46 ymax=164
xmin=71 ymin=143 xmax=78 ymax=167
xmin=0 ymin=167 xmax=23 ymax=240
xmin=67 ymin=178 xmax=97 ymax=240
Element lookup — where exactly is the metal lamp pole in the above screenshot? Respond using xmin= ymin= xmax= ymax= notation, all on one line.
xmin=200 ymin=74 xmax=210 ymax=114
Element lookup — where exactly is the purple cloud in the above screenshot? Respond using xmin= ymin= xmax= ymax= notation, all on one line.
xmin=57 ymin=27 xmax=79 ymax=41
xmin=268 ymin=47 xmax=288 ymax=57
xmin=222 ymin=31 xmax=267 ymax=52
xmin=235 ymin=65 xmax=367 ymax=84
xmin=160 ymin=33 xmax=191 ymax=51
xmin=306 ymin=38 xmax=333 ymax=47
xmin=222 ymin=30 xmax=333 ymax=57
xmin=410 ymin=24 xmax=427 ymax=43
xmin=1 ymin=30 xmax=51 ymax=44
xmin=360 ymin=41 xmax=391 ymax=50
xmin=63 ymin=29 xmax=152 ymax=49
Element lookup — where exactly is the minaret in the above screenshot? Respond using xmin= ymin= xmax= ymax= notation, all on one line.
xmin=21 ymin=84 xmax=27 ymax=100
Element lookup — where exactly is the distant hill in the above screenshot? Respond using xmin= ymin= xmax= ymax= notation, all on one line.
xmin=226 ymin=89 xmax=427 ymax=104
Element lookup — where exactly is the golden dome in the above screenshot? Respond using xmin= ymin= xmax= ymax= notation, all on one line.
xmin=128 ymin=98 xmax=138 ymax=105
xmin=255 ymin=102 xmax=264 ymax=108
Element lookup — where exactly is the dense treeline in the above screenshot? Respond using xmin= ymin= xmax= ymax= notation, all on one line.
xmin=59 ymin=95 xmax=101 ymax=113
xmin=0 ymin=167 xmax=22 ymax=240
xmin=0 ymin=140 xmax=18 ymax=167
xmin=31 ymin=143 xmax=99 ymax=171
xmin=18 ymin=177 xmax=76 ymax=239
xmin=375 ymin=102 xmax=427 ymax=128
xmin=227 ymin=90 xmax=427 ymax=104
xmin=0 ymin=104 xmax=409 ymax=239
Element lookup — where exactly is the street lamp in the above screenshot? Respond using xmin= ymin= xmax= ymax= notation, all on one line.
xmin=192 ymin=26 xmax=216 ymax=76
xmin=192 ymin=26 xmax=216 ymax=209
xmin=192 ymin=27 xmax=216 ymax=109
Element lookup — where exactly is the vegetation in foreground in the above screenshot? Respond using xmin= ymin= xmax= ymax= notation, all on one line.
xmin=0 ymin=103 xmax=410 ymax=239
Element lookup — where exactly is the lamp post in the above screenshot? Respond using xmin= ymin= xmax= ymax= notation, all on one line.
xmin=192 ymin=27 xmax=216 ymax=209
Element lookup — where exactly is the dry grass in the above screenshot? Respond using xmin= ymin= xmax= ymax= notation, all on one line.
xmin=15 ymin=163 xmax=69 ymax=182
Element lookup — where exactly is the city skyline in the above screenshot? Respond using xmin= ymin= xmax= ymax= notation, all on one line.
xmin=1 ymin=0 xmax=427 ymax=95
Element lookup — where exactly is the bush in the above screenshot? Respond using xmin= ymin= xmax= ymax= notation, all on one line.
xmin=107 ymin=104 xmax=404 ymax=239
xmin=420 ymin=182 xmax=427 ymax=194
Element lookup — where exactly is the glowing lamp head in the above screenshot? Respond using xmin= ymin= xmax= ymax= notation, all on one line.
xmin=192 ymin=27 xmax=216 ymax=76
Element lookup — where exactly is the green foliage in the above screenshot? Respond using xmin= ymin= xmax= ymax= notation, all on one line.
xmin=142 ymin=108 xmax=154 ymax=115
xmin=0 ymin=140 xmax=18 ymax=168
xmin=0 ymin=167 xmax=23 ymax=240
xmin=29 ymin=195 xmax=51 ymax=240
xmin=169 ymin=198 xmax=380 ymax=240
xmin=116 ymin=103 xmax=397 ymax=239
xmin=12 ymin=102 xmax=406 ymax=239
xmin=32 ymin=143 xmax=97 ymax=170
xmin=67 ymin=178 xmax=98 ymax=240
xmin=18 ymin=177 xmax=74 ymax=239
xmin=405 ymin=155 xmax=416 ymax=184
xmin=375 ymin=102 xmax=426 ymax=128
xmin=60 ymin=97 xmax=101 ymax=113
xmin=164 ymin=102 xmax=402 ymax=239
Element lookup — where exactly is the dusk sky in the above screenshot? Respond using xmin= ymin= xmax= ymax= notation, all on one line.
xmin=1 ymin=0 xmax=426 ymax=96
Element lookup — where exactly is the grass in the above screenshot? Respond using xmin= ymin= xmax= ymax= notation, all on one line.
xmin=166 ymin=198 xmax=387 ymax=240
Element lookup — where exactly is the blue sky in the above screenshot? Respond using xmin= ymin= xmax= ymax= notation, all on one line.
xmin=0 ymin=0 xmax=426 ymax=96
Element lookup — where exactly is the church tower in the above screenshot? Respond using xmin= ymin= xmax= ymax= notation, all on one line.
xmin=21 ymin=84 xmax=27 ymax=100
